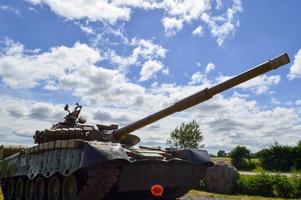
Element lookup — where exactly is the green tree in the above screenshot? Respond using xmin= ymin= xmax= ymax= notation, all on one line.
xmin=229 ymin=145 xmax=250 ymax=169
xmin=167 ymin=120 xmax=204 ymax=149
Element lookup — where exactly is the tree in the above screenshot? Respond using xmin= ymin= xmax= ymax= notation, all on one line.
xmin=167 ymin=120 xmax=204 ymax=149
xmin=217 ymin=150 xmax=227 ymax=157
xmin=229 ymin=145 xmax=250 ymax=169
xmin=259 ymin=143 xmax=296 ymax=171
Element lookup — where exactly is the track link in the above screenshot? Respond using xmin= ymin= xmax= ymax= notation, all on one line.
xmin=77 ymin=163 xmax=119 ymax=200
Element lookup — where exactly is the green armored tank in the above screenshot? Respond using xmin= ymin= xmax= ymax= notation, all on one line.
xmin=0 ymin=53 xmax=290 ymax=200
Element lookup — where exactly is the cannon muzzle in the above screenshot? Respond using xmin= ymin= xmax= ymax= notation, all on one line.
xmin=114 ymin=53 xmax=290 ymax=142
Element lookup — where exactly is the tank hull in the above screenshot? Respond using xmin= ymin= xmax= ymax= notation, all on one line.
xmin=0 ymin=140 xmax=212 ymax=199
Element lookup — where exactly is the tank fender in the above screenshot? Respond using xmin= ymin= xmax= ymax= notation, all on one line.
xmin=173 ymin=149 xmax=214 ymax=167
xmin=80 ymin=142 xmax=129 ymax=167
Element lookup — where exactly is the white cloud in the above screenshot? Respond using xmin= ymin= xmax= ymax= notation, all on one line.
xmin=201 ymin=0 xmax=242 ymax=45
xmin=0 ymin=41 xmax=100 ymax=88
xmin=0 ymin=40 xmax=146 ymax=106
xmin=162 ymin=67 xmax=170 ymax=75
xmin=189 ymin=71 xmax=204 ymax=85
xmin=238 ymin=75 xmax=281 ymax=95
xmin=205 ymin=62 xmax=215 ymax=74
xmin=139 ymin=60 xmax=164 ymax=81
xmin=27 ymin=0 xmax=131 ymax=24
xmin=296 ymin=100 xmax=301 ymax=106
xmin=288 ymin=49 xmax=301 ymax=79
xmin=215 ymin=74 xmax=281 ymax=95
xmin=108 ymin=38 xmax=167 ymax=70
xmin=192 ymin=26 xmax=204 ymax=37
xmin=0 ymin=5 xmax=20 ymax=16
xmin=216 ymin=0 xmax=223 ymax=10
xmin=162 ymin=17 xmax=184 ymax=36
xmin=26 ymin=0 xmax=243 ymax=45
xmin=271 ymin=97 xmax=280 ymax=105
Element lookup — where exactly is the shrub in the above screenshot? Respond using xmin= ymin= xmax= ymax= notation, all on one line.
xmin=273 ymin=175 xmax=294 ymax=198
xmin=241 ymin=159 xmax=256 ymax=171
xmin=259 ymin=143 xmax=297 ymax=171
xmin=291 ymin=174 xmax=301 ymax=198
xmin=229 ymin=146 xmax=250 ymax=169
xmin=236 ymin=173 xmax=301 ymax=198
xmin=236 ymin=174 xmax=274 ymax=197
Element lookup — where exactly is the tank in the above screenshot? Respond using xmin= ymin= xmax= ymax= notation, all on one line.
xmin=0 ymin=53 xmax=290 ymax=200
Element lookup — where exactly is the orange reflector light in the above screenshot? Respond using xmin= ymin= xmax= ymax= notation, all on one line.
xmin=151 ymin=184 xmax=164 ymax=196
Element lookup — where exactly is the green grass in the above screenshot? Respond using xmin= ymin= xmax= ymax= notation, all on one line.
xmin=212 ymin=157 xmax=231 ymax=164
xmin=212 ymin=157 xmax=265 ymax=172
xmin=187 ymin=190 xmax=288 ymax=200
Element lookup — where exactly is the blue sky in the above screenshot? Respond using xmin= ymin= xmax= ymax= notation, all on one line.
xmin=0 ymin=0 xmax=301 ymax=154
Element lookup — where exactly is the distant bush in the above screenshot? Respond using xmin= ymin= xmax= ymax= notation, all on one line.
xmin=217 ymin=150 xmax=228 ymax=157
xmin=229 ymin=146 xmax=250 ymax=169
xmin=237 ymin=174 xmax=274 ymax=197
xmin=256 ymin=141 xmax=301 ymax=172
xmin=236 ymin=173 xmax=301 ymax=198
xmin=241 ymin=159 xmax=256 ymax=171
xmin=259 ymin=143 xmax=299 ymax=171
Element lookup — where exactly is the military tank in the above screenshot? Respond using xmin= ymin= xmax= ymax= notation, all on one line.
xmin=0 ymin=53 xmax=290 ymax=200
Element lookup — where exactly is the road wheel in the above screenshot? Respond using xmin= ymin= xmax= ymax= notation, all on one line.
xmin=7 ymin=179 xmax=14 ymax=200
xmin=48 ymin=175 xmax=61 ymax=200
xmin=63 ymin=175 xmax=77 ymax=200
xmin=15 ymin=178 xmax=24 ymax=200
xmin=25 ymin=179 xmax=34 ymax=200
xmin=34 ymin=176 xmax=46 ymax=200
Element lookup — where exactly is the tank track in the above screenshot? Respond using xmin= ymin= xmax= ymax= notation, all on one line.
xmin=78 ymin=163 xmax=119 ymax=200
xmin=0 ymin=162 xmax=120 ymax=200
xmin=0 ymin=163 xmax=200 ymax=200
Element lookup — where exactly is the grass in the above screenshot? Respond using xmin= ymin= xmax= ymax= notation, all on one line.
xmin=212 ymin=157 xmax=266 ymax=173
xmin=212 ymin=157 xmax=231 ymax=164
xmin=187 ymin=190 xmax=288 ymax=200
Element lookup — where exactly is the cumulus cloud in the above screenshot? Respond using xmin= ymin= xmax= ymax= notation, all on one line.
xmin=0 ymin=40 xmax=146 ymax=106
xmin=27 ymin=0 xmax=131 ymax=24
xmin=288 ymin=49 xmax=301 ymax=79
xmin=0 ymin=40 xmax=100 ymax=89
xmin=139 ymin=60 xmax=164 ymax=81
xmin=189 ymin=71 xmax=204 ymax=85
xmin=216 ymin=74 xmax=281 ymax=95
xmin=205 ymin=62 xmax=215 ymax=74
xmin=201 ymin=0 xmax=242 ymax=45
xmin=296 ymin=100 xmax=301 ymax=106
xmin=107 ymin=38 xmax=167 ymax=70
xmin=26 ymin=0 xmax=243 ymax=45
xmin=192 ymin=26 xmax=204 ymax=37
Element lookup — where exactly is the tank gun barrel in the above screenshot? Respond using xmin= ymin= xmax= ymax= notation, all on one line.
xmin=114 ymin=53 xmax=290 ymax=141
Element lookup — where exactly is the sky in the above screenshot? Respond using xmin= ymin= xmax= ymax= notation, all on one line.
xmin=0 ymin=0 xmax=301 ymax=154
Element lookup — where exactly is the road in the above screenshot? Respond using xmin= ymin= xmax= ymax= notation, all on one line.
xmin=239 ymin=171 xmax=299 ymax=177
